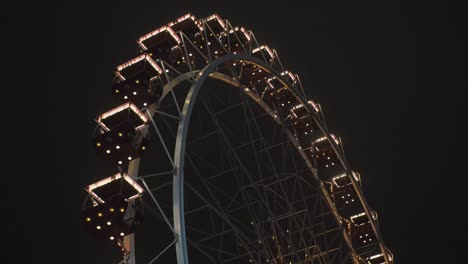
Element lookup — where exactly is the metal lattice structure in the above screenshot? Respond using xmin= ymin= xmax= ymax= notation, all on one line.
xmin=82 ymin=13 xmax=393 ymax=264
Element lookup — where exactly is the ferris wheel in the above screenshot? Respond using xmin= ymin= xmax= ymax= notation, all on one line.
xmin=81 ymin=13 xmax=393 ymax=264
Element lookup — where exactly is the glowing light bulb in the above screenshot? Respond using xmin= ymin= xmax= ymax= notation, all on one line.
xmin=110 ymin=236 xmax=114 ymax=240
xmin=116 ymin=145 xmax=120 ymax=149
xmin=85 ymin=217 xmax=91 ymax=222
xmin=96 ymin=226 xmax=101 ymax=230
xmin=98 ymin=212 xmax=102 ymax=217
xmin=120 ymin=232 xmax=125 ymax=236
xmin=107 ymin=221 xmax=111 ymax=226
xmin=96 ymin=143 xmax=101 ymax=147
xmin=124 ymin=96 xmax=128 ymax=99
xmin=106 ymin=150 xmax=111 ymax=154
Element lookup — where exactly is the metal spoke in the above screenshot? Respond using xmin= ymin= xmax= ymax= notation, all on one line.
xmin=198 ymin=90 xmax=297 ymax=261
xmin=146 ymin=109 xmax=175 ymax=166
xmin=139 ymin=170 xmax=175 ymax=179
xmin=186 ymin=183 xmax=260 ymax=263
xmin=89 ymin=33 xmax=391 ymax=264
xmin=239 ymin=88 xmax=317 ymax=259
xmin=141 ymin=178 xmax=177 ymax=235
xmin=148 ymin=239 xmax=178 ymax=264
xmin=154 ymin=109 xmax=181 ymax=120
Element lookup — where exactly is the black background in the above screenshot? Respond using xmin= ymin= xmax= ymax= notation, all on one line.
xmin=6 ymin=0 xmax=466 ymax=263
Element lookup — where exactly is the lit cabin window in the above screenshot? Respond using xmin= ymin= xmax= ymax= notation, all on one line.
xmin=94 ymin=102 xmax=149 ymax=165
xmin=205 ymin=13 xmax=227 ymax=35
xmin=252 ymin=45 xmax=275 ymax=62
xmin=168 ymin=13 xmax=203 ymax=37
xmin=84 ymin=172 xmax=144 ymax=203
xmin=219 ymin=26 xmax=251 ymax=53
xmin=82 ymin=190 xmax=143 ymax=241
xmin=113 ymin=54 xmax=163 ymax=108
xmin=137 ymin=26 xmax=181 ymax=52
xmin=348 ymin=211 xmax=378 ymax=248
xmin=96 ymin=102 xmax=148 ymax=132
xmin=115 ymin=53 xmax=162 ymax=81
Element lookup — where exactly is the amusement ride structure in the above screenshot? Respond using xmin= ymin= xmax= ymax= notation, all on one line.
xmin=81 ymin=13 xmax=393 ymax=264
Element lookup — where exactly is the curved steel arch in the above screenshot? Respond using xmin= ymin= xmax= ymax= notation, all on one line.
xmin=86 ymin=13 xmax=393 ymax=264
xmin=171 ymin=53 xmax=349 ymax=264
xmin=122 ymin=53 xmax=390 ymax=264
xmin=172 ymin=54 xmax=252 ymax=264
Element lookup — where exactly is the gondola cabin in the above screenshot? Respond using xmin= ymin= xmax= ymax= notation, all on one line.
xmin=113 ymin=54 xmax=164 ymax=108
xmin=94 ymin=102 xmax=149 ymax=166
xmin=82 ymin=173 xmax=144 ymax=241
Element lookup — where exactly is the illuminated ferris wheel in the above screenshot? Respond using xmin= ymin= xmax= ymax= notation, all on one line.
xmin=81 ymin=13 xmax=393 ymax=264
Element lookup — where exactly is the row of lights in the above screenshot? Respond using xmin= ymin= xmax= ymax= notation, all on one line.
xmin=115 ymin=79 xmax=153 ymax=107
xmin=117 ymin=78 xmax=155 ymax=96
xmin=85 ymin=208 xmax=126 ymax=222
xmin=341 ymin=193 xmax=355 ymax=204
xmin=96 ymin=132 xmax=125 ymax=149
xmin=97 ymin=137 xmax=146 ymax=165
xmin=109 ymin=233 xmax=126 ymax=240
xmin=86 ymin=208 xmax=126 ymax=240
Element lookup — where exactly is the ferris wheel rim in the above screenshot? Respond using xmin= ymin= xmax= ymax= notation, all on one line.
xmin=131 ymin=53 xmax=357 ymax=264
xmin=85 ymin=14 xmax=393 ymax=264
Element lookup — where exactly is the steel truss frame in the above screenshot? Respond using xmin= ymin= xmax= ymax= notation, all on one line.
xmin=99 ymin=15 xmax=392 ymax=264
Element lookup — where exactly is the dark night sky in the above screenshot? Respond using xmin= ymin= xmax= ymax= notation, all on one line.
xmin=5 ymin=0 xmax=466 ymax=263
